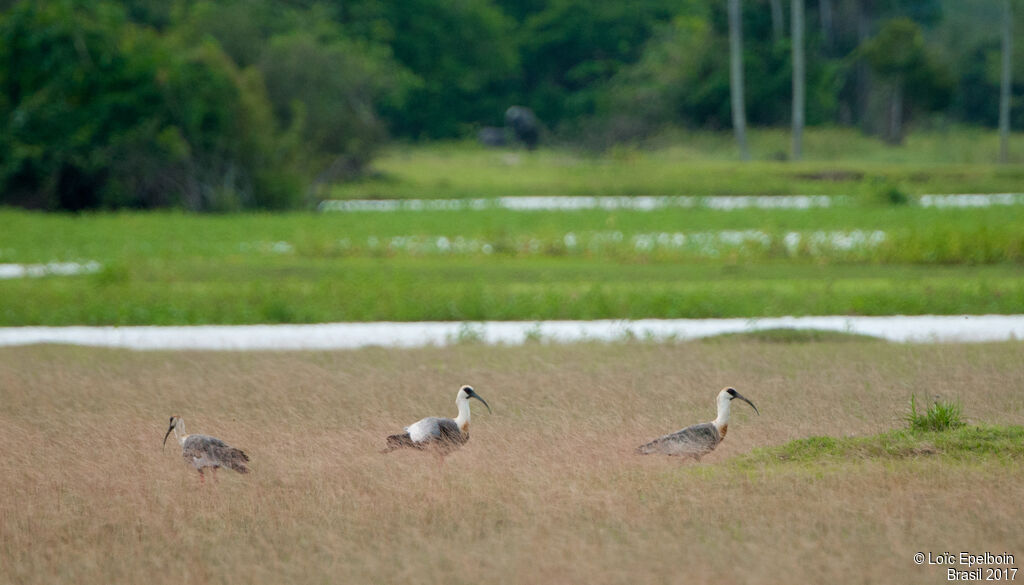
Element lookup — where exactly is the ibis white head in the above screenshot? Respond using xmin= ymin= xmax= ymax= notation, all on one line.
xmin=713 ymin=387 xmax=759 ymax=429
xmin=453 ymin=385 xmax=491 ymax=430
xmin=162 ymin=415 xmax=185 ymax=449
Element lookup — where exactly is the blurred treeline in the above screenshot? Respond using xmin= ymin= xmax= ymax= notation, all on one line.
xmin=0 ymin=0 xmax=1020 ymax=211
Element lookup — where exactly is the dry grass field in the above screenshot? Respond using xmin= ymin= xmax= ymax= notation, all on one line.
xmin=1 ymin=340 xmax=1022 ymax=584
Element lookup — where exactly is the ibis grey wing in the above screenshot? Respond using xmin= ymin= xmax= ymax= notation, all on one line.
xmin=636 ymin=422 xmax=720 ymax=456
xmin=183 ymin=434 xmax=250 ymax=473
xmin=208 ymin=442 xmax=250 ymax=473
xmin=182 ymin=434 xmax=221 ymax=459
xmin=435 ymin=418 xmax=466 ymax=445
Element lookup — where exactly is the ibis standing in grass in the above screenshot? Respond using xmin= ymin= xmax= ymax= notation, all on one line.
xmin=163 ymin=416 xmax=250 ymax=482
xmin=383 ymin=385 xmax=491 ymax=456
xmin=636 ymin=387 xmax=759 ymax=460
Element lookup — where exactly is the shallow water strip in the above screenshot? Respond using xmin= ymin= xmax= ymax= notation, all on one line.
xmin=318 ymin=193 xmax=1024 ymax=213
xmin=0 ymin=315 xmax=1021 ymax=350
xmin=0 ymin=262 xmax=102 ymax=279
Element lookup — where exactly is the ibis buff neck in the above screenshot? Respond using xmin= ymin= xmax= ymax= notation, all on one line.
xmin=454 ymin=395 xmax=471 ymax=431
xmin=172 ymin=420 xmax=188 ymax=446
xmin=712 ymin=391 xmax=732 ymax=431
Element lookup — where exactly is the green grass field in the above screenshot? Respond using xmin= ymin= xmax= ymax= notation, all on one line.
xmin=3 ymin=129 xmax=1024 ymax=325
xmin=4 ymin=256 xmax=1024 ymax=324
xmin=333 ymin=128 xmax=1024 ymax=199
xmin=2 ymin=200 xmax=1023 ymax=324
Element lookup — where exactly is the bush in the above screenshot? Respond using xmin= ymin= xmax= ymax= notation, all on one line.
xmin=906 ymin=393 xmax=965 ymax=432
xmin=871 ymin=181 xmax=910 ymax=206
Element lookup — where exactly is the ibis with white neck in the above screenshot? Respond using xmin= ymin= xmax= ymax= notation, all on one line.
xmin=636 ymin=387 xmax=759 ymax=460
xmin=163 ymin=416 xmax=250 ymax=482
xmin=383 ymin=385 xmax=491 ymax=455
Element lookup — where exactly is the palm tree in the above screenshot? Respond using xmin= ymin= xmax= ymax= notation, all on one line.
xmin=791 ymin=0 xmax=805 ymax=160
xmin=999 ymin=0 xmax=1013 ymax=163
xmin=728 ymin=0 xmax=750 ymax=160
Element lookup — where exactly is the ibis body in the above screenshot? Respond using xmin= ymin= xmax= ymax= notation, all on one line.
xmin=636 ymin=387 xmax=758 ymax=460
xmin=383 ymin=385 xmax=491 ymax=456
xmin=163 ymin=416 xmax=250 ymax=481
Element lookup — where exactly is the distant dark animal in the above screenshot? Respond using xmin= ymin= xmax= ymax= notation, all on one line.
xmin=637 ymin=387 xmax=759 ymax=460
xmin=505 ymin=106 xmax=540 ymax=150
xmin=163 ymin=416 xmax=250 ymax=482
xmin=478 ymin=126 xmax=509 ymax=147
xmin=383 ymin=385 xmax=491 ymax=457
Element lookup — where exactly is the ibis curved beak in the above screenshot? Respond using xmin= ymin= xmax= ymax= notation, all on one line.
xmin=733 ymin=391 xmax=759 ymax=415
xmin=162 ymin=425 xmax=174 ymax=449
xmin=467 ymin=390 xmax=492 ymax=414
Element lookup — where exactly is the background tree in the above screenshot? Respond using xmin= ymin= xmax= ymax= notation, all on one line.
xmin=791 ymin=0 xmax=805 ymax=160
xmin=859 ymin=18 xmax=952 ymax=144
xmin=516 ymin=0 xmax=675 ymax=129
xmin=258 ymin=33 xmax=411 ymax=184
xmin=819 ymin=0 xmax=834 ymax=51
xmin=178 ymin=0 xmax=411 ymax=177
xmin=339 ymin=0 xmax=520 ymax=138
xmin=999 ymin=0 xmax=1013 ymax=163
xmin=728 ymin=0 xmax=750 ymax=159
xmin=593 ymin=7 xmax=719 ymax=143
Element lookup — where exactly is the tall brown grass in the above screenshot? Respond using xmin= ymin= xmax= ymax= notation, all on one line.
xmin=1 ymin=341 xmax=1022 ymax=584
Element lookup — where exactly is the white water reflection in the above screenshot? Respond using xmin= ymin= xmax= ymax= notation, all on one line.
xmin=1 ymin=315 xmax=1021 ymax=350
xmin=919 ymin=193 xmax=1024 ymax=208
xmin=319 ymin=195 xmax=836 ymax=212
xmin=330 ymin=229 xmax=888 ymax=257
xmin=319 ymin=193 xmax=1024 ymax=213
xmin=0 ymin=262 xmax=102 ymax=279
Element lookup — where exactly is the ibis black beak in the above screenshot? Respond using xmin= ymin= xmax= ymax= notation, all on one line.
xmin=467 ymin=389 xmax=492 ymax=414
xmin=162 ymin=424 xmax=174 ymax=448
xmin=732 ymin=391 xmax=759 ymax=415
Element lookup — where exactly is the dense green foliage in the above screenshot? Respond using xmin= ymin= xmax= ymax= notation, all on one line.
xmin=0 ymin=0 xmax=405 ymax=210
xmin=339 ymin=0 xmax=519 ymax=139
xmin=0 ymin=1 xmax=304 ymax=210
xmin=0 ymin=0 xmax=1021 ymax=210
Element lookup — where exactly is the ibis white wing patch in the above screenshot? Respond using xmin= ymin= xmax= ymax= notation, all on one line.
xmin=406 ymin=417 xmax=445 ymax=443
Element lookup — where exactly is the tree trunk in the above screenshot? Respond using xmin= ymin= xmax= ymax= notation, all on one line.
xmin=791 ymin=0 xmax=805 ymax=160
xmin=769 ymin=0 xmax=784 ymax=44
xmin=855 ymin=0 xmax=872 ymax=129
xmin=886 ymin=80 xmax=903 ymax=145
xmin=729 ymin=0 xmax=750 ymax=160
xmin=819 ymin=0 xmax=834 ymax=53
xmin=999 ymin=0 xmax=1013 ymax=163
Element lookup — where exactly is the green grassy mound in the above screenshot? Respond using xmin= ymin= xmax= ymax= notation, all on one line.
xmin=736 ymin=425 xmax=1024 ymax=468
